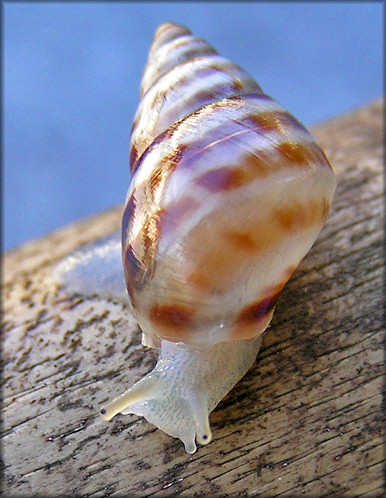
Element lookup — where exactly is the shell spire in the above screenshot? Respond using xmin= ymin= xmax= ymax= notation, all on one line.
xmin=129 ymin=22 xmax=264 ymax=175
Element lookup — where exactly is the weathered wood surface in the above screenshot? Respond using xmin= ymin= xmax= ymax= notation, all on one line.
xmin=2 ymin=98 xmax=384 ymax=496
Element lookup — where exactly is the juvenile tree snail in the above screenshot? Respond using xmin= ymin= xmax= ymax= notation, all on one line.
xmin=56 ymin=22 xmax=336 ymax=454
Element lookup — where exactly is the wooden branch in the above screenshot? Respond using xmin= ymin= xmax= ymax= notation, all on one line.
xmin=2 ymin=97 xmax=384 ymax=496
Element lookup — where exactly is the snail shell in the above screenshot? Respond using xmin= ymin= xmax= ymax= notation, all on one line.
xmin=98 ymin=22 xmax=337 ymax=453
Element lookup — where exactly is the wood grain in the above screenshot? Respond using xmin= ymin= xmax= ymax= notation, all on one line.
xmin=2 ymin=97 xmax=384 ymax=496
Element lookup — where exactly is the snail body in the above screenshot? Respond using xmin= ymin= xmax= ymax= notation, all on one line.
xmin=56 ymin=23 xmax=336 ymax=453
xmin=102 ymin=336 xmax=262 ymax=454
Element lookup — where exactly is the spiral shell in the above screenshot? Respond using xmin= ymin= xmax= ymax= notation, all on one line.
xmin=123 ymin=22 xmax=336 ymax=348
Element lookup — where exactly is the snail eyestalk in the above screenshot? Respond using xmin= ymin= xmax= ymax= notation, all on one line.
xmin=100 ymin=377 xmax=159 ymax=421
xmin=186 ymin=390 xmax=212 ymax=445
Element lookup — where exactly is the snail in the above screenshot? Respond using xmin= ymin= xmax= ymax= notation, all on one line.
xmin=54 ymin=22 xmax=336 ymax=454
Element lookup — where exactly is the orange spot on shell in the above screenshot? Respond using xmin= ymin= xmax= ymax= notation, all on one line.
xmin=195 ymin=167 xmax=247 ymax=192
xmin=274 ymin=199 xmax=326 ymax=234
xmin=242 ymin=152 xmax=271 ymax=178
xmin=275 ymin=202 xmax=304 ymax=232
xmin=225 ymin=230 xmax=256 ymax=251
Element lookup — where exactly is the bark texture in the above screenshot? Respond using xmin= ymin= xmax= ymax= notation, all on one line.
xmin=2 ymin=98 xmax=384 ymax=496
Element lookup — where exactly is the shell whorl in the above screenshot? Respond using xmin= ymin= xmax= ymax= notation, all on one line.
xmin=123 ymin=22 xmax=336 ymax=346
xmin=130 ymin=22 xmax=263 ymax=172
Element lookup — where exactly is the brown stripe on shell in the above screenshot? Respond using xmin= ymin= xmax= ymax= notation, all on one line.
xmin=277 ymin=141 xmax=318 ymax=166
xmin=144 ymin=143 xmax=189 ymax=196
xmin=131 ymin=95 xmax=274 ymax=176
xmin=232 ymin=78 xmax=244 ymax=91
xmin=123 ymin=144 xmax=191 ymax=294
xmin=151 ymin=59 xmax=224 ymax=98
xmin=131 ymin=114 xmax=193 ymax=175
xmin=121 ymin=192 xmax=137 ymax=246
xmin=195 ymin=166 xmax=248 ymax=192
xmin=240 ymin=110 xmax=304 ymax=133
xmin=237 ymin=291 xmax=281 ymax=324
xmin=123 ymin=208 xmax=163 ymax=289
xmin=194 ymin=144 xmax=276 ymax=194
xmin=122 ymin=245 xmax=140 ymax=305
xmin=170 ymin=72 xmax=260 ymax=116
xmin=195 ymin=144 xmax=330 ymax=196
xmin=168 ymin=46 xmax=217 ymax=65
xmin=149 ymin=303 xmax=196 ymax=341
xmin=141 ymin=43 xmax=218 ymax=97
xmin=130 ymin=143 xmax=139 ymax=173
xmin=230 ymin=292 xmax=280 ymax=340
xmin=314 ymin=145 xmax=334 ymax=171
xmin=154 ymin=34 xmax=214 ymax=60
xmin=231 ymin=265 xmax=297 ymax=340
xmin=162 ymin=143 xmax=189 ymax=168
xmin=240 ymin=110 xmax=332 ymax=170
xmin=193 ymin=145 xmax=302 ymax=195
xmin=122 ymin=192 xmax=140 ymax=301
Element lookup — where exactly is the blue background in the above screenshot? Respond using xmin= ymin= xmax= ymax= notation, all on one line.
xmin=4 ymin=2 xmax=383 ymax=251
